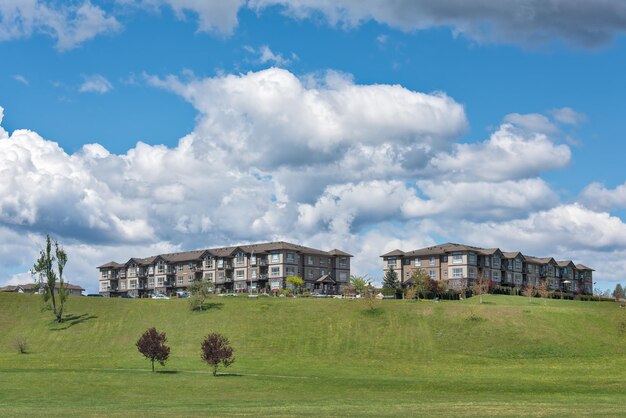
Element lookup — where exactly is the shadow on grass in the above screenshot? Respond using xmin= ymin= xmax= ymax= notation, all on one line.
xmin=49 ymin=313 xmax=98 ymax=331
xmin=157 ymin=370 xmax=179 ymax=374
xmin=215 ymin=372 xmax=242 ymax=377
xmin=361 ymin=307 xmax=384 ymax=317
xmin=193 ymin=302 xmax=224 ymax=312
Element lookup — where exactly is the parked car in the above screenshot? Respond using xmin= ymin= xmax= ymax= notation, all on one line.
xmin=121 ymin=294 xmax=137 ymax=299
xmin=177 ymin=292 xmax=190 ymax=298
xmin=151 ymin=293 xmax=170 ymax=300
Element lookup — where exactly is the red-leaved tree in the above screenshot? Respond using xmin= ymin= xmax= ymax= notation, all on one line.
xmin=136 ymin=327 xmax=170 ymax=372
xmin=201 ymin=333 xmax=235 ymax=376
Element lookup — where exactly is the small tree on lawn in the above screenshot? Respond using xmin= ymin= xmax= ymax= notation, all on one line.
xmin=522 ymin=282 xmax=536 ymax=302
xmin=136 ymin=327 xmax=170 ymax=372
xmin=410 ymin=269 xmax=431 ymax=301
xmin=286 ymin=275 xmax=304 ymax=295
xmin=189 ymin=275 xmax=213 ymax=311
xmin=31 ymin=234 xmax=69 ymax=323
xmin=472 ymin=272 xmax=492 ymax=304
xmin=613 ymin=283 xmax=625 ymax=300
xmin=350 ymin=275 xmax=370 ymax=297
xmin=201 ymin=333 xmax=235 ymax=376
xmin=537 ymin=280 xmax=550 ymax=306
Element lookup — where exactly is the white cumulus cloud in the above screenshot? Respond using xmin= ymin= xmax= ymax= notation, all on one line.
xmin=79 ymin=74 xmax=113 ymax=94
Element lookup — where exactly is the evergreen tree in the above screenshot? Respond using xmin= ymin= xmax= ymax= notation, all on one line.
xmin=383 ymin=266 xmax=399 ymax=289
xmin=613 ymin=283 xmax=624 ymax=300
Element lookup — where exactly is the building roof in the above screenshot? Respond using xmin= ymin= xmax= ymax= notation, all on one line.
xmin=502 ymin=251 xmax=522 ymax=259
xmin=576 ymin=264 xmax=595 ymax=271
xmin=557 ymin=260 xmax=576 ymax=268
xmin=0 ymin=282 xmax=85 ymax=292
xmin=100 ymin=241 xmax=348 ymax=269
xmin=380 ymin=249 xmax=406 ymax=257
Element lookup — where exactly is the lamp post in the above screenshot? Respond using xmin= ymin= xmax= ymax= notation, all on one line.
xmin=562 ymin=280 xmax=571 ymax=300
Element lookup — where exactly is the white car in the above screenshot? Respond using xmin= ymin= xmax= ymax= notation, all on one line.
xmin=151 ymin=293 xmax=170 ymax=300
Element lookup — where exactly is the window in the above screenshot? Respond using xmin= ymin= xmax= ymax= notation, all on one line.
xmin=339 ymin=271 xmax=347 ymax=282
xmin=452 ymin=268 xmax=463 ymax=278
xmin=442 ymin=256 xmax=448 ymax=263
xmin=320 ymin=257 xmax=326 ymax=265
xmin=157 ymin=260 xmax=164 ymax=274
xmin=492 ymin=256 xmax=500 ymax=268
xmin=250 ymin=255 xmax=256 ymax=265
xmin=148 ymin=266 xmax=154 ymax=275
xmin=130 ymin=264 xmax=137 ymax=276
xmin=236 ymin=270 xmax=245 ymax=279
xmin=429 ymin=256 xmax=436 ymax=266
xmin=218 ymin=271 xmax=224 ymax=279
xmin=484 ymin=257 xmax=490 ymax=267
xmin=286 ymin=252 xmax=295 ymax=262
xmin=469 ymin=254 xmax=476 ymax=265
xmin=286 ymin=267 xmax=295 ymax=276
xmin=205 ymin=257 xmax=212 ymax=268
xmin=404 ymin=258 xmax=411 ymax=265
xmin=492 ymin=270 xmax=500 ymax=280
xmin=102 ymin=270 xmax=108 ymax=279
xmin=205 ymin=272 xmax=213 ymax=280
xmin=271 ymin=267 xmax=280 ymax=277
xmin=387 ymin=258 xmax=396 ymax=267
xmin=235 ymin=252 xmax=244 ymax=266
xmin=177 ymin=264 xmax=183 ymax=272
xmin=514 ymin=259 xmax=522 ymax=271
xmin=187 ymin=275 xmax=194 ymax=283
xmin=148 ymin=278 xmax=155 ymax=287
xmin=452 ymin=254 xmax=463 ymax=264
xmin=188 ymin=262 xmax=194 ymax=270
xmin=308 ymin=269 xmax=313 ymax=278
xmin=415 ymin=259 xmax=421 ymax=266
xmin=307 ymin=256 xmax=313 ymax=265
xmin=339 ymin=257 xmax=347 ymax=268
xmin=177 ymin=276 xmax=183 ymax=285
xmin=217 ymin=259 xmax=224 ymax=268
xmin=469 ymin=268 xmax=476 ymax=278
xmin=251 ymin=270 xmax=257 ymax=279
xmin=514 ymin=273 xmax=522 ymax=284
xmin=121 ymin=281 xmax=126 ymax=289
xmin=100 ymin=281 xmax=108 ymax=291
xmin=157 ymin=278 xmax=164 ymax=287
xmin=271 ymin=251 xmax=280 ymax=263
xmin=235 ymin=281 xmax=245 ymax=290
xmin=429 ymin=270 xmax=436 ymax=279
xmin=320 ymin=269 xmax=325 ymax=276
xmin=130 ymin=279 xmax=137 ymax=289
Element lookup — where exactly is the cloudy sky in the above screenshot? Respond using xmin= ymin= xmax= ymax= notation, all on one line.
xmin=2 ymin=1 xmax=626 ymax=293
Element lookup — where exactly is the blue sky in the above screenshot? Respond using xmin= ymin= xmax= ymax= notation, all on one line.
xmin=2 ymin=1 xmax=626 ymax=294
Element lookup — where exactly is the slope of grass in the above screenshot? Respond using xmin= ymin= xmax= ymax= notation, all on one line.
xmin=1 ymin=293 xmax=625 ymax=416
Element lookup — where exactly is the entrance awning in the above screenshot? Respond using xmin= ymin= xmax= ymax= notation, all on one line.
xmin=316 ymin=274 xmax=336 ymax=284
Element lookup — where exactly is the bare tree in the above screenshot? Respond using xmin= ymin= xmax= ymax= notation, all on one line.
xmin=472 ymin=272 xmax=492 ymax=304
xmin=522 ymin=283 xmax=536 ymax=302
xmin=537 ymin=281 xmax=550 ymax=306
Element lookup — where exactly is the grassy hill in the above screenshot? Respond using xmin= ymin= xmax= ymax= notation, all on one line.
xmin=1 ymin=293 xmax=625 ymax=416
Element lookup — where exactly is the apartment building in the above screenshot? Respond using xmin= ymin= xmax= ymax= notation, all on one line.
xmin=98 ymin=241 xmax=352 ymax=297
xmin=381 ymin=243 xmax=593 ymax=294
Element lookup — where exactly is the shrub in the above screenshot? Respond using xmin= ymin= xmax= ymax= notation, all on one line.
xmin=15 ymin=335 xmax=27 ymax=354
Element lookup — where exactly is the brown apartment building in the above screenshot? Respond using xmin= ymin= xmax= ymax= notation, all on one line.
xmin=381 ymin=243 xmax=593 ymax=294
xmin=98 ymin=241 xmax=352 ymax=297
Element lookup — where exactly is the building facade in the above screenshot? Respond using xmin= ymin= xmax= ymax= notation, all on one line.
xmin=381 ymin=243 xmax=593 ymax=294
xmin=98 ymin=241 xmax=352 ymax=297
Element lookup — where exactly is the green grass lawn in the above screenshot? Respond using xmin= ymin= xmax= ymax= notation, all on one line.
xmin=1 ymin=293 xmax=625 ymax=416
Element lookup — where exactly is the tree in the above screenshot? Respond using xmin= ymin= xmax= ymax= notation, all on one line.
xmin=410 ymin=269 xmax=431 ymax=301
xmin=31 ymin=235 xmax=68 ymax=323
xmin=383 ymin=266 xmax=399 ymax=289
xmin=286 ymin=275 xmax=304 ymax=295
xmin=522 ymin=282 xmax=536 ymax=302
xmin=613 ymin=283 xmax=625 ymax=301
xmin=537 ymin=280 xmax=550 ymax=306
xmin=136 ymin=327 xmax=170 ymax=372
xmin=201 ymin=333 xmax=235 ymax=376
xmin=189 ymin=275 xmax=213 ymax=311
xmin=350 ymin=275 xmax=370 ymax=296
xmin=472 ymin=273 xmax=492 ymax=304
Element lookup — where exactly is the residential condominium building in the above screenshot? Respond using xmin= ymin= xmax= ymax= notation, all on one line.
xmin=98 ymin=241 xmax=352 ymax=297
xmin=381 ymin=243 xmax=593 ymax=294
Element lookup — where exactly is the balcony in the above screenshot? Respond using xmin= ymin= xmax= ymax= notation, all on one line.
xmin=258 ymin=259 xmax=268 ymax=266
xmin=258 ymin=274 xmax=268 ymax=280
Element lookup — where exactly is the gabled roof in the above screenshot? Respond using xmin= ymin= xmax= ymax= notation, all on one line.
xmin=557 ymin=260 xmax=576 ymax=268
xmin=315 ymin=274 xmax=336 ymax=284
xmin=161 ymin=249 xmax=208 ymax=263
xmin=97 ymin=261 xmax=125 ymax=269
xmin=380 ymin=249 xmax=405 ymax=257
xmin=502 ymin=251 xmax=522 ymax=259
xmin=328 ymin=249 xmax=353 ymax=257
xmin=576 ymin=264 xmax=595 ymax=271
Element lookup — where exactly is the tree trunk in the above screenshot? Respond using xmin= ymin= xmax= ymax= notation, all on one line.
xmin=152 ymin=358 xmax=155 ymax=372
xmin=213 ymin=365 xmax=217 ymax=376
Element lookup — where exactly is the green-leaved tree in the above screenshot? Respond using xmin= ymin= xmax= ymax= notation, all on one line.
xmin=411 ymin=269 xmax=431 ymax=301
xmin=31 ymin=235 xmax=68 ymax=323
xmin=189 ymin=275 xmax=213 ymax=311
xmin=286 ymin=275 xmax=304 ymax=295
